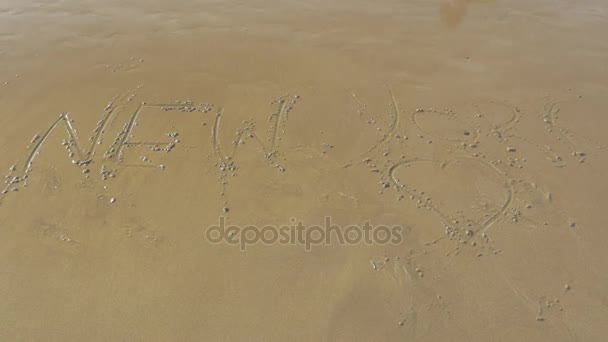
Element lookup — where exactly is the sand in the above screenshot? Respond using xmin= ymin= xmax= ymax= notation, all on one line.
xmin=1 ymin=0 xmax=608 ymax=340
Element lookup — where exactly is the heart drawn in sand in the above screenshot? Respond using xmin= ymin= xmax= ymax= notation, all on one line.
xmin=389 ymin=157 xmax=513 ymax=233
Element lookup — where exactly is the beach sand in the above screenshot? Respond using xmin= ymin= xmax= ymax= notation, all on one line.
xmin=1 ymin=0 xmax=607 ymax=340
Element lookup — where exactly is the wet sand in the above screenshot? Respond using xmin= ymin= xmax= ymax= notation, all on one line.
xmin=1 ymin=0 xmax=608 ymax=340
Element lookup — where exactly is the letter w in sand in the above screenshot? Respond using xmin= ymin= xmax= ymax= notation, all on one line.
xmin=211 ymin=96 xmax=299 ymax=172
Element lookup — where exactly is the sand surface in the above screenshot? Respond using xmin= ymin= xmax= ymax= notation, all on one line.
xmin=1 ymin=0 xmax=608 ymax=340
